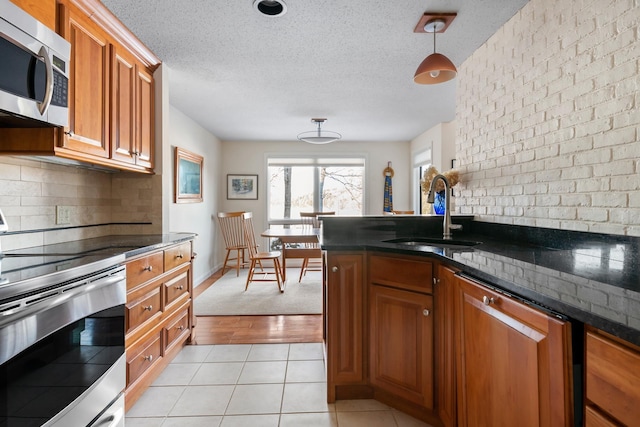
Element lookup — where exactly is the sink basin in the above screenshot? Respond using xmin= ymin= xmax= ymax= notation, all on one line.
xmin=384 ymin=237 xmax=482 ymax=248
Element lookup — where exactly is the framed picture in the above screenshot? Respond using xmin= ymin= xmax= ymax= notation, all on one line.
xmin=227 ymin=174 xmax=258 ymax=200
xmin=175 ymin=147 xmax=203 ymax=203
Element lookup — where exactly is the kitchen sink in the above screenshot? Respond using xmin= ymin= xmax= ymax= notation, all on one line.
xmin=383 ymin=237 xmax=482 ymax=248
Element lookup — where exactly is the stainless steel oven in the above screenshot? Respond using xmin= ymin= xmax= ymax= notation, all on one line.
xmin=0 ymin=262 xmax=126 ymax=427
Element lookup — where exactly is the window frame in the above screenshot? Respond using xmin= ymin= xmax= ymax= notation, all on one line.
xmin=266 ymin=154 xmax=367 ymax=225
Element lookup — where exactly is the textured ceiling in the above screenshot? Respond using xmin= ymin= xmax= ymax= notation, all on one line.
xmin=102 ymin=0 xmax=529 ymax=143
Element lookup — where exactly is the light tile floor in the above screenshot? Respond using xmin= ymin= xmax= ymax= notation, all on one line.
xmin=126 ymin=343 xmax=433 ymax=426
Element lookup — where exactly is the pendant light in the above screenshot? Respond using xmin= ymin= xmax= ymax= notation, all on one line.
xmin=414 ymin=17 xmax=457 ymax=85
xmin=297 ymin=118 xmax=342 ymax=144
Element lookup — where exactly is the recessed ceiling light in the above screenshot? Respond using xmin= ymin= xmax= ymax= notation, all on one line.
xmin=253 ymin=0 xmax=287 ymax=17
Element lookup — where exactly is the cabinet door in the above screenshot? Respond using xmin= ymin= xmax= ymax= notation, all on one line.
xmin=435 ymin=265 xmax=457 ymax=427
xmin=110 ymin=45 xmax=136 ymax=164
xmin=10 ymin=0 xmax=56 ymax=30
xmin=325 ymin=252 xmax=364 ymax=402
xmin=369 ymin=284 xmax=434 ymax=408
xmin=455 ymin=275 xmax=572 ymax=427
xmin=135 ymin=66 xmax=154 ymax=169
xmin=59 ymin=5 xmax=110 ymax=158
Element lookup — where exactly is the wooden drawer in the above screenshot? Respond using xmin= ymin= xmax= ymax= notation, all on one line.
xmin=586 ymin=328 xmax=640 ymax=426
xmin=164 ymin=242 xmax=191 ymax=271
xmin=127 ymin=332 xmax=162 ymax=385
xmin=164 ymin=309 xmax=190 ymax=352
xmin=127 ymin=252 xmax=164 ymax=290
xmin=585 ymin=405 xmax=618 ymax=427
xmin=126 ymin=286 xmax=161 ymax=333
xmin=164 ymin=270 xmax=189 ymax=307
xmin=369 ymin=254 xmax=433 ymax=293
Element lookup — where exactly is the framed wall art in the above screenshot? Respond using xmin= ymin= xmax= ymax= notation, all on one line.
xmin=175 ymin=147 xmax=203 ymax=203
xmin=227 ymin=174 xmax=258 ymax=200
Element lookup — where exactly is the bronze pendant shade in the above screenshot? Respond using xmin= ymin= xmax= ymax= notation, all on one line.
xmin=414 ymin=16 xmax=457 ymax=85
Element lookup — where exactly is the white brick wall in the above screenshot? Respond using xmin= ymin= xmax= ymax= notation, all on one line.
xmin=455 ymin=0 xmax=640 ymax=236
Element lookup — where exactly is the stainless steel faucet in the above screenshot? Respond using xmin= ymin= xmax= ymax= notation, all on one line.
xmin=427 ymin=174 xmax=461 ymax=240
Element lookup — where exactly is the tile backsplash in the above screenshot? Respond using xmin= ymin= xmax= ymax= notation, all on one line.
xmin=0 ymin=156 xmax=162 ymax=250
xmin=455 ymin=0 xmax=640 ymax=236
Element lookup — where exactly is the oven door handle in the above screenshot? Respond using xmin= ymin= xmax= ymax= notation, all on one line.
xmin=0 ymin=272 xmax=125 ymax=329
xmin=91 ymin=407 xmax=124 ymax=427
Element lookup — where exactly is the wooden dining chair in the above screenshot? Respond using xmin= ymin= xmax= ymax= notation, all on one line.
xmin=241 ymin=212 xmax=284 ymax=292
xmin=297 ymin=211 xmax=335 ymax=282
xmin=217 ymin=211 xmax=248 ymax=276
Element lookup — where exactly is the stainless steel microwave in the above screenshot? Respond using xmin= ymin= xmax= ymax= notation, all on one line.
xmin=0 ymin=0 xmax=70 ymax=127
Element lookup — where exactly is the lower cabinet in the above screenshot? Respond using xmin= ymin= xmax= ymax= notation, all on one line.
xmin=434 ymin=265 xmax=457 ymax=427
xmin=369 ymin=253 xmax=435 ymax=412
xmin=584 ymin=326 xmax=640 ymax=426
xmin=454 ymin=274 xmax=573 ymax=427
xmin=124 ymin=241 xmax=193 ymax=410
xmin=325 ymin=252 xmax=365 ymax=402
xmin=369 ymin=284 xmax=434 ymax=408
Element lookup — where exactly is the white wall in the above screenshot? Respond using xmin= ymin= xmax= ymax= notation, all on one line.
xmin=455 ymin=0 xmax=640 ymax=236
xmin=219 ymin=140 xmax=411 ymax=254
xmin=164 ymin=106 xmax=222 ymax=286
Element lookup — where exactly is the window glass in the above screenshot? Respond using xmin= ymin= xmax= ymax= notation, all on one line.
xmin=268 ymin=157 xmax=364 ymax=221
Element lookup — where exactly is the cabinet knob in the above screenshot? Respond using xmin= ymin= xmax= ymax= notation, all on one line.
xmin=143 ymin=265 xmax=153 ymax=272
xmin=177 ymin=253 xmax=184 ymax=259
xmin=331 ymin=266 xmax=338 ymax=272
xmin=64 ymin=130 xmax=74 ymax=137
xmin=423 ymin=309 xmax=431 ymax=317
xmin=143 ymin=305 xmax=153 ymax=311
xmin=176 ymin=285 xmax=184 ymax=290
xmin=177 ymin=325 xmax=185 ymax=331
xmin=433 ymin=278 xmax=440 ymax=285
xmin=482 ymin=296 xmax=495 ymax=306
xmin=143 ymin=355 xmax=153 ymax=362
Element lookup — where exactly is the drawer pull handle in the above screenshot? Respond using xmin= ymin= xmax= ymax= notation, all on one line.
xmin=423 ymin=309 xmax=430 ymax=317
xmin=177 ymin=253 xmax=183 ymax=259
xmin=143 ymin=305 xmax=153 ymax=311
xmin=143 ymin=265 xmax=153 ymax=272
xmin=143 ymin=355 xmax=153 ymax=362
xmin=482 ymin=296 xmax=495 ymax=306
xmin=331 ymin=266 xmax=338 ymax=272
xmin=177 ymin=325 xmax=185 ymax=331
xmin=176 ymin=285 xmax=184 ymax=290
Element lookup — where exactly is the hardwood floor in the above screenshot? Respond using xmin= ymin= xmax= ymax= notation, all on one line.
xmin=192 ymin=268 xmax=323 ymax=345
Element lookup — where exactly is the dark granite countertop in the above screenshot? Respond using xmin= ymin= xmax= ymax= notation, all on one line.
xmin=321 ymin=216 xmax=640 ymax=346
xmin=0 ymin=233 xmax=197 ymax=289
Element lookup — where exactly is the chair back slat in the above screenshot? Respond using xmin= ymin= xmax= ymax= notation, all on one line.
xmin=241 ymin=212 xmax=259 ymax=258
xmin=217 ymin=211 xmax=246 ymax=249
xmin=300 ymin=211 xmax=335 ymax=229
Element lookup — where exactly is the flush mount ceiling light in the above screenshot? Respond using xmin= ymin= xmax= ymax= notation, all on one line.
xmin=297 ymin=118 xmax=342 ymax=144
xmin=414 ymin=13 xmax=457 ymax=85
xmin=253 ymin=0 xmax=287 ymax=17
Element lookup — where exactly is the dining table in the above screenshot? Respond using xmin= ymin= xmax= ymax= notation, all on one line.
xmin=261 ymin=227 xmax=321 ymax=282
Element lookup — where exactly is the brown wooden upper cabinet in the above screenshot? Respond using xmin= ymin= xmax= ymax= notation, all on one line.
xmin=1 ymin=0 xmax=159 ymax=173
xmin=9 ymin=0 xmax=56 ymax=30
xmin=57 ymin=0 xmax=159 ymax=173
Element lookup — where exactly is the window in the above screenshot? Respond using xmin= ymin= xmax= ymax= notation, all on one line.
xmin=413 ymin=149 xmax=432 ymax=214
xmin=268 ymin=156 xmax=365 ymax=222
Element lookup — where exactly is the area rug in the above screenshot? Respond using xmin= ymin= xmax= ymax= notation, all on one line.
xmin=193 ymin=268 xmax=323 ymax=315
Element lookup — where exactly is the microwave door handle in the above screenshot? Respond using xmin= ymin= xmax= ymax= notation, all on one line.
xmin=37 ymin=46 xmax=54 ymax=116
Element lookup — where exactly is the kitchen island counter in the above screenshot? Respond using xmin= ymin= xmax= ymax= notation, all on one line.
xmin=321 ymin=216 xmax=640 ymax=346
